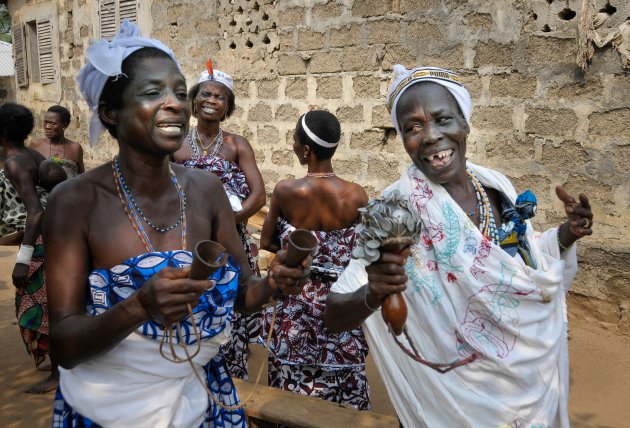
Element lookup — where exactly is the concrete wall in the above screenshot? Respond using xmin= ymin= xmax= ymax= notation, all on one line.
xmin=0 ymin=76 xmax=15 ymax=102
xmin=9 ymin=0 xmax=630 ymax=331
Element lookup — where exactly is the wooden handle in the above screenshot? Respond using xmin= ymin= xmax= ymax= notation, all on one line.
xmin=379 ymin=236 xmax=413 ymax=336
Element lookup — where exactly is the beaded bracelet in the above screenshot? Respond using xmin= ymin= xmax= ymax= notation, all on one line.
xmin=364 ymin=286 xmax=381 ymax=312
xmin=557 ymin=226 xmax=574 ymax=252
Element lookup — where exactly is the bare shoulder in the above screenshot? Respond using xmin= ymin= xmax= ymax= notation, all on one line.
xmin=28 ymin=137 xmax=47 ymax=149
xmin=67 ymin=139 xmax=83 ymax=151
xmin=170 ymin=162 xmax=223 ymax=194
xmin=273 ymin=178 xmax=310 ymax=200
xmin=47 ymin=163 xmax=109 ymax=212
xmin=223 ymin=131 xmax=250 ymax=146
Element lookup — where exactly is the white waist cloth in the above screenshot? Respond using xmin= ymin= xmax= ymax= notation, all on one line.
xmin=59 ymin=326 xmax=230 ymax=428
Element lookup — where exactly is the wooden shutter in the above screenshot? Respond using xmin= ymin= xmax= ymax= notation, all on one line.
xmin=99 ymin=0 xmax=137 ymax=40
xmin=118 ymin=0 xmax=138 ymax=24
xmin=37 ymin=18 xmax=55 ymax=84
xmin=99 ymin=0 xmax=117 ymax=39
xmin=13 ymin=24 xmax=28 ymax=87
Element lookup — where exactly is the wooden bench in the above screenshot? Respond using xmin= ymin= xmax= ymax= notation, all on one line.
xmin=233 ymin=378 xmax=399 ymax=428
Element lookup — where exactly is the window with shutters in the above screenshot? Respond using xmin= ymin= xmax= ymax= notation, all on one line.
xmin=12 ymin=17 xmax=57 ymax=86
xmin=37 ymin=19 xmax=55 ymax=83
xmin=13 ymin=24 xmax=27 ymax=87
xmin=99 ymin=0 xmax=138 ymax=40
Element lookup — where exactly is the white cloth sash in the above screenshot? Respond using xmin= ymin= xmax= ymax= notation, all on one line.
xmin=59 ymin=327 xmax=230 ymax=427
xmin=331 ymin=163 xmax=577 ymax=427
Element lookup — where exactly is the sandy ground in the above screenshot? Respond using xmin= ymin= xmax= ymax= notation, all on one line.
xmin=0 ymin=246 xmax=628 ymax=427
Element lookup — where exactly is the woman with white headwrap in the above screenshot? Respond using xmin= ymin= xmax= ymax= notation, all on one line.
xmin=259 ymin=110 xmax=371 ymax=410
xmin=45 ymin=21 xmax=310 ymax=427
xmin=172 ymin=61 xmax=266 ymax=381
xmin=325 ymin=65 xmax=595 ymax=427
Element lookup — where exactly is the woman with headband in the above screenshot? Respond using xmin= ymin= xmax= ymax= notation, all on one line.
xmin=326 ymin=65 xmax=595 ymax=427
xmin=45 ymin=21 xmax=309 ymax=427
xmin=259 ymin=110 xmax=371 ymax=410
xmin=173 ymin=61 xmax=265 ymax=381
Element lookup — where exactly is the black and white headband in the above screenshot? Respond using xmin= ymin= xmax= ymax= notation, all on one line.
xmin=301 ymin=113 xmax=338 ymax=148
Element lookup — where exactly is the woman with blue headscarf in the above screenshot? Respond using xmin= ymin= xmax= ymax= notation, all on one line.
xmin=45 ymin=21 xmax=310 ymax=427
xmin=326 ymin=65 xmax=595 ymax=427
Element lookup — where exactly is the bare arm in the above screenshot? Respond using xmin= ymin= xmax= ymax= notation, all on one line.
xmin=260 ymin=185 xmax=284 ymax=253
xmin=0 ymin=231 xmax=24 ymax=246
xmin=5 ymin=159 xmax=44 ymax=287
xmin=45 ymin=181 xmax=211 ymax=369
xmin=233 ymin=136 xmax=266 ymax=224
xmin=210 ymin=179 xmax=310 ymax=314
xmin=76 ymin=143 xmax=86 ymax=174
xmin=5 ymin=159 xmax=43 ymax=247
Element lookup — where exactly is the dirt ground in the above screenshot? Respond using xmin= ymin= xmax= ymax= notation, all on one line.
xmin=1 ymin=246 xmax=628 ymax=427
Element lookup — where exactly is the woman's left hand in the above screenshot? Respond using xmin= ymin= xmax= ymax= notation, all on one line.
xmin=555 ymin=186 xmax=593 ymax=251
xmin=267 ymin=250 xmax=312 ymax=296
xmin=12 ymin=263 xmax=30 ymax=288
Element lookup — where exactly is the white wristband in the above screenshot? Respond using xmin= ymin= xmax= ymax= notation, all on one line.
xmin=16 ymin=244 xmax=34 ymax=265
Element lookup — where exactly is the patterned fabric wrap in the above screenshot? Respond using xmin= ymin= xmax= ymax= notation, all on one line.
xmin=53 ymin=355 xmax=244 ymax=428
xmin=52 ymin=251 xmax=245 ymax=427
xmin=0 ymin=169 xmax=47 ymax=237
xmin=267 ymin=356 xmax=371 ymax=411
xmin=177 ymin=147 xmax=250 ymax=206
xmin=262 ymin=217 xmax=369 ymax=368
xmin=497 ymin=193 xmax=537 ymax=268
xmin=15 ymin=239 xmax=49 ymax=367
xmin=49 ymin=157 xmax=79 ymax=178
xmin=177 ymin=145 xmax=261 ymax=381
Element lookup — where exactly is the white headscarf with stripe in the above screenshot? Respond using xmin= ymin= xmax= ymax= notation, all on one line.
xmin=387 ymin=65 xmax=472 ymax=136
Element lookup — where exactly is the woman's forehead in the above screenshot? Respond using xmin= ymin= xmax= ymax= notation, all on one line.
xmin=200 ymin=80 xmax=229 ymax=94
xmin=44 ymin=112 xmax=61 ymax=121
xmin=396 ymin=82 xmax=459 ymax=116
xmin=131 ymin=55 xmax=183 ymax=81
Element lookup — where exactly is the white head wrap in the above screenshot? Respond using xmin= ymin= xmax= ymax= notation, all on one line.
xmin=387 ymin=65 xmax=472 ymax=136
xmin=76 ymin=20 xmax=182 ymax=146
xmin=301 ymin=113 xmax=338 ymax=148
xmin=198 ymin=68 xmax=234 ymax=93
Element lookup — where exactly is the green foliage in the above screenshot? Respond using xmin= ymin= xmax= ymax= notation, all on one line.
xmin=0 ymin=4 xmax=10 ymax=35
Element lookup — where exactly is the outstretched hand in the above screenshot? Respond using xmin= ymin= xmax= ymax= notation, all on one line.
xmin=555 ymin=185 xmax=593 ymax=238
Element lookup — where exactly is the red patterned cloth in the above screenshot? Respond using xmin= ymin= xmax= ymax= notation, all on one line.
xmin=177 ymin=151 xmax=260 ymax=380
xmin=15 ymin=237 xmax=49 ymax=367
xmin=262 ymin=217 xmax=369 ymax=368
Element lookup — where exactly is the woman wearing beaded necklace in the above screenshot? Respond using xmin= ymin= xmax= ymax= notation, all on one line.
xmin=259 ymin=110 xmax=371 ymax=410
xmin=29 ymin=105 xmax=85 ymax=178
xmin=172 ymin=62 xmax=266 ymax=381
xmin=44 ymin=22 xmax=308 ymax=428
xmin=326 ymin=66 xmax=595 ymax=427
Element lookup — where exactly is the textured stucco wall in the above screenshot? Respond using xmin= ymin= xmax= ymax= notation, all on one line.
xmin=8 ymin=0 xmax=630 ymax=331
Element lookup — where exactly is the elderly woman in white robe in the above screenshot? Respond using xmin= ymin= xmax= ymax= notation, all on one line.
xmin=325 ymin=65 xmax=594 ymax=428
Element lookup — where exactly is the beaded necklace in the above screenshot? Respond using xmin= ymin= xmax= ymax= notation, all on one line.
xmin=49 ymin=135 xmax=67 ymax=161
xmin=190 ymin=126 xmax=223 ymax=159
xmin=306 ymin=171 xmax=336 ymax=178
xmin=112 ymin=156 xmax=187 ymax=250
xmin=466 ymin=168 xmax=500 ymax=245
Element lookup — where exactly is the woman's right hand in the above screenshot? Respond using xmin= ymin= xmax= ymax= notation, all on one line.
xmin=365 ymin=248 xmax=410 ymax=302
xmin=136 ymin=267 xmax=211 ymax=326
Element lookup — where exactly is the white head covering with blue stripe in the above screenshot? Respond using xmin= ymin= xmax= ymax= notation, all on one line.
xmin=387 ymin=65 xmax=472 ymax=136
xmin=76 ymin=20 xmax=182 ymax=146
